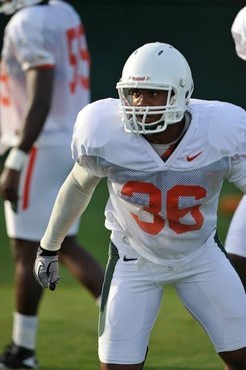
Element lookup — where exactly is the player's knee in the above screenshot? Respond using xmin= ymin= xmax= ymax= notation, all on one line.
xmin=220 ymin=347 xmax=246 ymax=370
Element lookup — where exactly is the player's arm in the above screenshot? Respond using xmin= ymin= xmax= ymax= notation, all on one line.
xmin=228 ymin=159 xmax=246 ymax=195
xmin=226 ymin=158 xmax=246 ymax=291
xmin=34 ymin=162 xmax=101 ymax=290
xmin=18 ymin=66 xmax=54 ymax=153
xmin=0 ymin=67 xmax=54 ymax=203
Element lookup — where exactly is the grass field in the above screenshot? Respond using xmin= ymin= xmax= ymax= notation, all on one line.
xmin=0 ymin=162 xmax=242 ymax=369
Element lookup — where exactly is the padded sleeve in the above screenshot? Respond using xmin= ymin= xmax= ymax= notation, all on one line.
xmin=40 ymin=163 xmax=101 ymax=251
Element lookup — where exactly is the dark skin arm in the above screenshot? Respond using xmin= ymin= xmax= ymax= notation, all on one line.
xmin=228 ymin=253 xmax=246 ymax=292
xmin=0 ymin=67 xmax=54 ymax=203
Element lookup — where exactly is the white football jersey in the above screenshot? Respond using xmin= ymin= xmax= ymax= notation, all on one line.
xmin=0 ymin=0 xmax=90 ymax=151
xmin=224 ymin=195 xmax=246 ymax=257
xmin=72 ymin=98 xmax=246 ymax=264
xmin=231 ymin=6 xmax=246 ymax=60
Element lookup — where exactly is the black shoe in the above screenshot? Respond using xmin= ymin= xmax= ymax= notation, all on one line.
xmin=0 ymin=342 xmax=38 ymax=369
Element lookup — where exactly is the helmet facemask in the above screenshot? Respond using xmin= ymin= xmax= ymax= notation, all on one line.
xmin=117 ymin=85 xmax=183 ymax=134
xmin=116 ymin=42 xmax=194 ymax=135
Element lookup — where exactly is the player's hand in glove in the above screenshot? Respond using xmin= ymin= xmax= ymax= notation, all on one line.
xmin=34 ymin=246 xmax=60 ymax=291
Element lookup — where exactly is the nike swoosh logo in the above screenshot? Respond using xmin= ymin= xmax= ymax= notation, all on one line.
xmin=186 ymin=151 xmax=202 ymax=161
xmin=123 ymin=256 xmax=138 ymax=262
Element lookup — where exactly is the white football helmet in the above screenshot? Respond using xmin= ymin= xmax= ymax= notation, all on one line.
xmin=0 ymin=0 xmax=43 ymax=15
xmin=116 ymin=42 xmax=194 ymax=134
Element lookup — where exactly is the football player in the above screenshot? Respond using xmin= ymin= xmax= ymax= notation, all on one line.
xmin=224 ymin=5 xmax=246 ymax=292
xmin=34 ymin=42 xmax=246 ymax=370
xmin=0 ymin=0 xmax=104 ymax=368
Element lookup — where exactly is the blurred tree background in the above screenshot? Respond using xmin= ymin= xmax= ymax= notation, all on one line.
xmin=59 ymin=1 xmax=246 ymax=105
xmin=1 ymin=0 xmax=245 ymax=104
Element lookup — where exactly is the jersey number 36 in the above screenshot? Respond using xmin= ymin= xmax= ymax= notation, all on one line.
xmin=121 ymin=181 xmax=207 ymax=235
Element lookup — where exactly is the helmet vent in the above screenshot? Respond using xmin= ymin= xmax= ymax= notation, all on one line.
xmin=158 ymin=50 xmax=163 ymax=56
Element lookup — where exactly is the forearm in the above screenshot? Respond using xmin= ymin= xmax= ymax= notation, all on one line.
xmin=40 ymin=163 xmax=101 ymax=251
xmin=17 ymin=100 xmax=51 ymax=153
xmin=2 ymin=69 xmax=54 ymax=202
xmin=17 ymin=67 xmax=54 ymax=153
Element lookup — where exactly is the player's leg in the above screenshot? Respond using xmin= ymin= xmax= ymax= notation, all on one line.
xmin=0 ymin=145 xmax=97 ymax=368
xmin=175 ymin=240 xmax=246 ymax=370
xmin=224 ymin=195 xmax=246 ymax=290
xmin=221 ymin=347 xmax=246 ymax=370
xmin=0 ymin=147 xmax=47 ymax=369
xmin=100 ymin=363 xmax=144 ymax=369
xmin=0 ymin=238 xmax=40 ymax=369
xmin=59 ymin=235 xmax=104 ymax=302
xmin=10 ymin=238 xmax=42 ymax=316
xmin=99 ymin=242 xmax=162 ymax=369
xmin=226 ymin=254 xmax=246 ymax=291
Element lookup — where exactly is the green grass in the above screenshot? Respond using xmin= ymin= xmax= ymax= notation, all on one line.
xmin=0 ymin=169 xmax=242 ymax=369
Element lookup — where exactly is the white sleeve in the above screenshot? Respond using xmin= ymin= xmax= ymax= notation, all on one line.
xmin=228 ymin=155 xmax=246 ymax=193
xmin=9 ymin=12 xmax=55 ymax=70
xmin=40 ymin=162 xmax=101 ymax=251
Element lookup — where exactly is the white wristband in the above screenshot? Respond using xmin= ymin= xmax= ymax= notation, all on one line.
xmin=5 ymin=148 xmax=28 ymax=171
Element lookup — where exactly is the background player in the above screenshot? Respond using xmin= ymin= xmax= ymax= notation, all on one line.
xmin=0 ymin=0 xmax=104 ymax=368
xmin=224 ymin=5 xmax=246 ymax=291
xmin=34 ymin=42 xmax=246 ymax=369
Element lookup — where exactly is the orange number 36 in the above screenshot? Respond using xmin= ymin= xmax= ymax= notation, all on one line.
xmin=121 ymin=181 xmax=206 ymax=235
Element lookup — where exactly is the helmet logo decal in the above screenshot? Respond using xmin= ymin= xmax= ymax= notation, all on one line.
xmin=128 ymin=76 xmax=150 ymax=81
